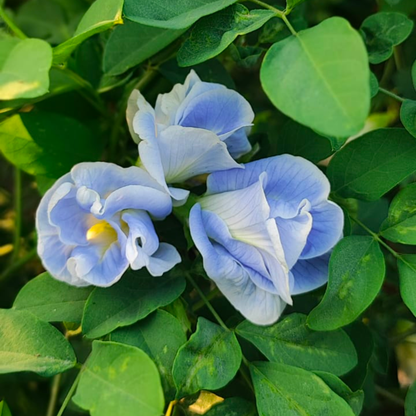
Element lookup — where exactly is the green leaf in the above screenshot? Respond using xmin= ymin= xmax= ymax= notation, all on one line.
xmin=370 ymin=72 xmax=379 ymax=98
xmin=0 ymin=309 xmax=76 ymax=377
xmin=163 ymin=298 xmax=191 ymax=334
xmin=380 ymin=183 xmax=416 ymax=244
xmin=0 ymin=401 xmax=12 ymax=416
xmin=398 ymin=255 xmax=416 ymax=317
xmin=73 ymin=341 xmax=164 ymax=416
xmin=236 ymin=314 xmax=357 ymax=376
xmin=401 ymin=100 xmax=416 ymax=138
xmin=273 ymin=120 xmax=333 ymax=162
xmin=229 ymin=44 xmax=264 ymax=69
xmin=286 ymin=0 xmax=307 ymax=13
xmin=314 ymin=372 xmax=364 ymax=416
xmin=124 ymin=0 xmax=237 ymax=29
xmin=250 ymin=361 xmax=355 ymax=416
xmin=103 ymin=20 xmax=185 ymax=76
xmin=308 ymin=236 xmax=385 ymax=331
xmin=172 ymin=317 xmax=242 ymax=399
xmin=0 ymin=112 xmax=102 ymax=178
xmin=0 ymin=38 xmax=52 ymax=100
xmin=111 ymin=310 xmax=186 ymax=400
xmin=328 ymin=128 xmax=416 ymax=201
xmin=82 ymin=270 xmax=186 ymax=339
xmin=412 ymin=60 xmax=416 ymax=91
xmin=406 ymin=381 xmax=416 ymax=416
xmin=260 ymin=17 xmax=370 ymax=138
xmin=177 ymin=4 xmax=274 ymax=67
xmin=13 ymin=272 xmax=92 ymax=323
xmin=53 ymin=0 xmax=124 ymax=63
xmin=361 ymin=12 xmax=414 ymax=64
xmin=205 ymin=397 xmax=257 ymax=416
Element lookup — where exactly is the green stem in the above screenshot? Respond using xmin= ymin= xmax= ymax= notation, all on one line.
xmin=281 ymin=13 xmax=297 ymax=35
xmin=46 ymin=373 xmax=62 ymax=416
xmin=0 ymin=246 xmax=37 ymax=284
xmin=56 ymin=370 xmax=82 ymax=416
xmin=246 ymin=0 xmax=284 ymax=17
xmin=379 ymin=87 xmax=406 ymax=103
xmin=375 ymin=385 xmax=405 ymax=407
xmin=0 ymin=5 xmax=26 ymax=39
xmin=11 ymin=168 xmax=21 ymax=264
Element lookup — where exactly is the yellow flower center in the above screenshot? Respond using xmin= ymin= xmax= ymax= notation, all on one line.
xmin=86 ymin=221 xmax=118 ymax=247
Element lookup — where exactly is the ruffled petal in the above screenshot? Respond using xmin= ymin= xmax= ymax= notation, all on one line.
xmin=223 ymin=127 xmax=252 ymax=159
xmin=300 ymin=201 xmax=344 ymax=259
xmin=126 ymin=89 xmax=141 ymax=143
xmin=146 ymin=243 xmax=181 ymax=276
xmin=290 ymin=252 xmax=331 ymax=295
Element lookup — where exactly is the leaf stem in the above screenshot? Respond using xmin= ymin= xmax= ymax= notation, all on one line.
xmin=281 ymin=13 xmax=297 ymax=35
xmin=375 ymin=385 xmax=405 ymax=407
xmin=46 ymin=373 xmax=62 ymax=416
xmin=246 ymin=0 xmax=284 ymax=16
xmin=165 ymin=400 xmax=178 ymax=416
xmin=0 ymin=5 xmax=26 ymax=39
xmin=11 ymin=167 xmax=21 ymax=264
xmin=379 ymin=87 xmax=406 ymax=103
xmin=56 ymin=369 xmax=83 ymax=416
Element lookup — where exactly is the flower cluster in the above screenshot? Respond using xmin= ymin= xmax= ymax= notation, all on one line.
xmin=36 ymin=71 xmax=343 ymax=325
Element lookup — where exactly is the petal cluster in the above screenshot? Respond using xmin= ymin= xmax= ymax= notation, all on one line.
xmin=189 ymin=155 xmax=344 ymax=325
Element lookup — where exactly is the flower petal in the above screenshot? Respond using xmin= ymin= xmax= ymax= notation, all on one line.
xmin=147 ymin=243 xmax=181 ymax=276
xmin=223 ymin=127 xmax=252 ymax=159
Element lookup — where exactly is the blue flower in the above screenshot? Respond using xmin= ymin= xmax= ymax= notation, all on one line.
xmin=36 ymin=162 xmax=181 ymax=287
xmin=126 ymin=70 xmax=254 ymax=203
xmin=189 ymin=155 xmax=343 ymax=325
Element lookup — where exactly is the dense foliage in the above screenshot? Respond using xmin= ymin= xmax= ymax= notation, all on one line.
xmin=1 ymin=0 xmax=416 ymax=415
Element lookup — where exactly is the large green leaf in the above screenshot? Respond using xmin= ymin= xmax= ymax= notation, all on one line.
xmin=13 ymin=272 xmax=92 ymax=323
xmin=0 ymin=309 xmax=76 ymax=377
xmin=361 ymin=12 xmax=414 ymax=64
xmin=53 ymin=0 xmax=124 ymax=63
xmin=398 ymin=255 xmax=416 ymax=317
xmin=177 ymin=4 xmax=274 ymax=67
xmin=401 ymin=100 xmax=416 ymax=138
xmin=124 ymin=0 xmax=237 ymax=29
xmin=314 ymin=372 xmax=364 ymax=416
xmin=0 ymin=38 xmax=52 ymax=100
xmin=380 ymin=183 xmax=416 ymax=244
xmin=406 ymin=381 xmax=416 ymax=416
xmin=172 ymin=317 xmax=242 ymax=399
xmin=236 ymin=314 xmax=357 ymax=376
xmin=0 ymin=112 xmax=102 ymax=178
xmin=73 ymin=341 xmax=164 ymax=416
xmin=103 ymin=20 xmax=185 ymax=76
xmin=82 ymin=270 xmax=186 ymax=339
xmin=308 ymin=236 xmax=385 ymax=331
xmin=0 ymin=401 xmax=12 ymax=416
xmin=205 ymin=398 xmax=257 ymax=416
xmin=260 ymin=17 xmax=370 ymax=138
xmin=111 ymin=310 xmax=186 ymax=400
xmin=328 ymin=128 xmax=416 ymax=201
xmin=250 ymin=361 xmax=354 ymax=416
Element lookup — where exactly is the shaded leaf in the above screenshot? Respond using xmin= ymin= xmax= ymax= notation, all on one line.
xmin=0 ymin=309 xmax=76 ymax=377
xmin=82 ymin=270 xmax=186 ymax=339
xmin=205 ymin=397 xmax=257 ymax=416
xmin=73 ymin=341 xmax=164 ymax=416
xmin=406 ymin=381 xmax=416 ymax=416
xmin=398 ymin=255 xmax=416 ymax=318
xmin=260 ymin=17 xmax=370 ymax=137
xmin=0 ymin=401 xmax=12 ymax=416
xmin=308 ymin=236 xmax=385 ymax=331
xmin=401 ymin=100 xmax=416 ymax=138
xmin=370 ymin=72 xmax=379 ymax=98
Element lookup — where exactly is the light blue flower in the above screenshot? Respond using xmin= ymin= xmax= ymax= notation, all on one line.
xmin=189 ymin=155 xmax=343 ymax=325
xmin=36 ymin=162 xmax=181 ymax=287
xmin=126 ymin=70 xmax=254 ymax=203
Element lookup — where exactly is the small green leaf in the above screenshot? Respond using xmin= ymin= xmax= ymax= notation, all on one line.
xmin=236 ymin=314 xmax=357 ymax=376
xmin=0 ymin=401 xmax=12 ymax=416
xmin=0 ymin=309 xmax=76 ymax=377
xmin=13 ymin=272 xmax=92 ymax=323
xmin=177 ymin=4 xmax=274 ymax=67
xmin=82 ymin=269 xmax=186 ymax=339
xmin=53 ymin=0 xmax=124 ymax=63
xmin=229 ymin=44 xmax=264 ymax=69
xmin=111 ymin=310 xmax=186 ymax=400
xmin=380 ymin=183 xmax=416 ymax=244
xmin=328 ymin=128 xmax=416 ymax=201
xmin=370 ymin=72 xmax=379 ymax=98
xmin=308 ymin=236 xmax=385 ymax=331
xmin=250 ymin=361 xmax=355 ymax=416
xmin=398 ymin=255 xmax=416 ymax=317
xmin=172 ymin=317 xmax=242 ymax=399
xmin=260 ymin=17 xmax=370 ymax=138
xmin=401 ymin=100 xmax=416 ymax=138
xmin=73 ymin=341 xmax=164 ymax=416
xmin=0 ymin=112 xmax=102 ymax=178
xmin=104 ymin=20 xmax=185 ymax=76
xmin=124 ymin=0 xmax=237 ymax=29
xmin=314 ymin=372 xmax=364 ymax=416
xmin=361 ymin=12 xmax=414 ymax=64
xmin=205 ymin=397 xmax=257 ymax=416
xmin=0 ymin=38 xmax=52 ymax=100
xmin=405 ymin=381 xmax=416 ymax=416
